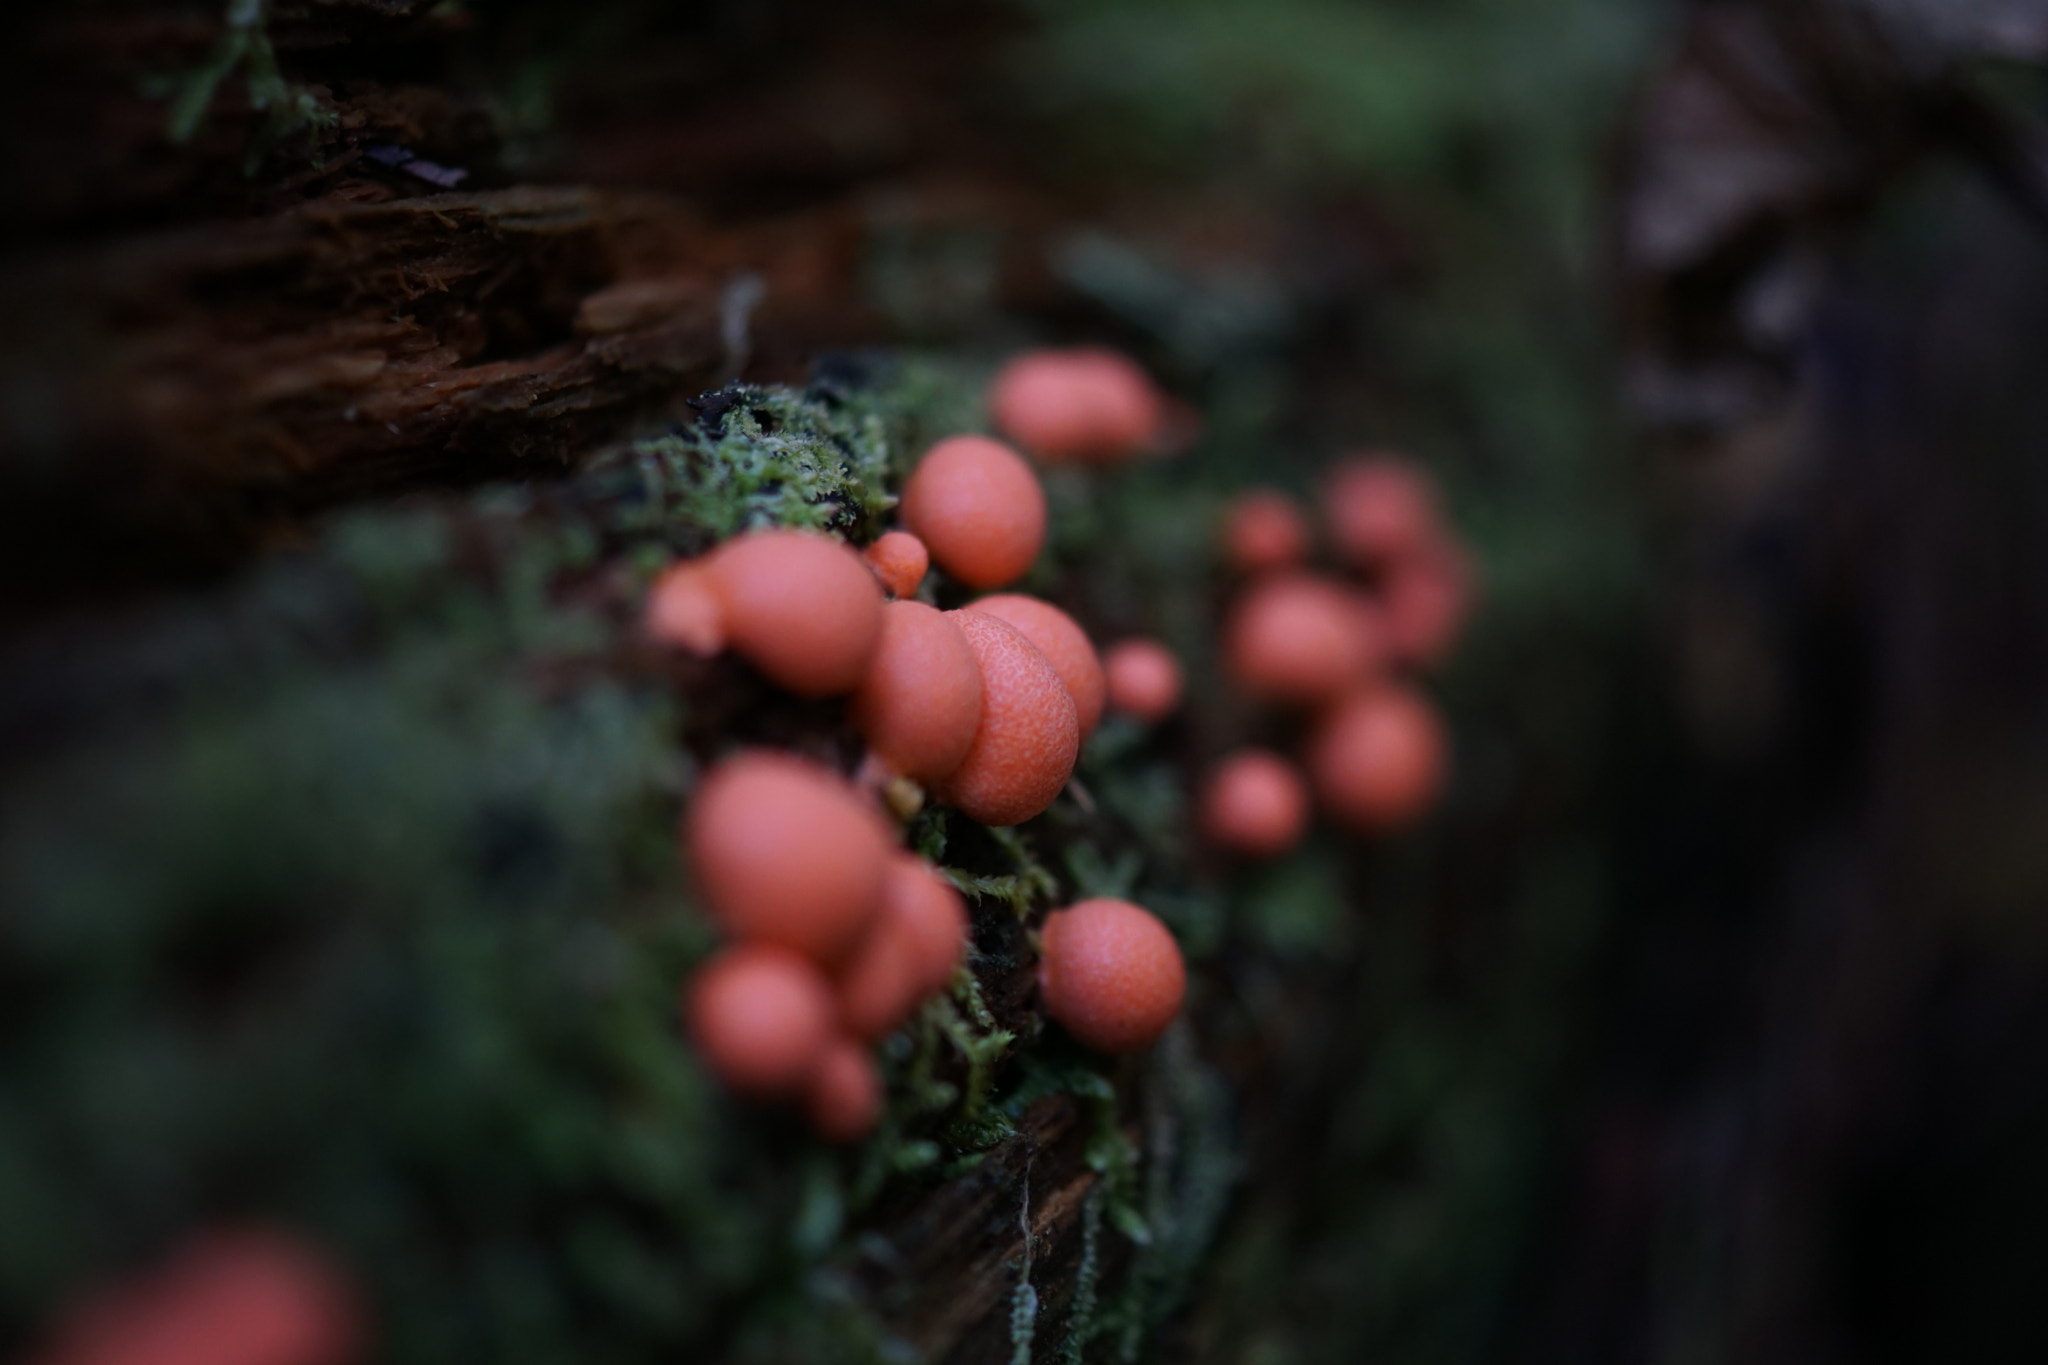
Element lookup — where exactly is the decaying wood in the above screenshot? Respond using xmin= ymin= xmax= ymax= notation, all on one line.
xmin=0 ymin=184 xmax=873 ymax=490
xmin=859 ymin=1095 xmax=1105 ymax=1362
xmin=0 ymin=181 xmax=881 ymax=606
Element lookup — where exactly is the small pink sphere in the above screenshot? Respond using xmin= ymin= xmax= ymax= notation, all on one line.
xmin=900 ymin=436 xmax=1047 ymax=590
xmin=888 ymin=855 xmax=972 ymax=994
xmin=1381 ymin=537 xmax=1477 ymax=669
xmin=1223 ymin=573 xmax=1383 ymax=706
xmin=989 ymin=348 xmax=1164 ymax=465
xmin=1325 ymin=456 xmax=1441 ymax=570
xmin=1102 ymin=639 xmax=1184 ymax=723
xmin=685 ymin=944 xmax=838 ymax=1098
xmin=642 ymin=562 xmax=725 ymax=655
xmin=1200 ymin=749 xmax=1311 ymax=858
xmin=835 ymin=854 xmax=971 ymax=1038
xmin=805 ymin=1037 xmax=883 ymax=1144
xmin=937 ymin=611 xmax=1080 ymax=826
xmin=1306 ymin=686 xmax=1450 ymax=833
xmin=705 ymin=530 xmax=886 ymax=697
xmin=849 ymin=601 xmax=985 ymax=784
xmin=967 ymin=594 xmax=1106 ymax=740
xmin=684 ymin=751 xmax=890 ymax=964
xmin=1222 ymin=490 xmax=1309 ymax=574
xmin=863 ymin=531 xmax=930 ymax=599
xmin=1037 ymin=898 xmax=1186 ymax=1054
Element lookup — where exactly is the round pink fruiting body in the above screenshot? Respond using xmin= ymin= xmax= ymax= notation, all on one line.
xmin=1102 ymin=639 xmax=1185 ymax=723
xmin=849 ymin=601 xmax=985 ymax=784
xmin=899 ymin=436 xmax=1047 ymax=590
xmin=937 ymin=611 xmax=1079 ymax=826
xmin=805 ymin=1037 xmax=883 ymax=1143
xmin=1306 ymin=686 xmax=1450 ymax=832
xmin=684 ymin=751 xmax=890 ymax=964
xmin=684 ymin=944 xmax=838 ymax=1097
xmin=967 ymin=594 xmax=1106 ymax=740
xmin=1037 ymin=898 xmax=1186 ymax=1054
xmin=1200 ymin=749 xmax=1311 ymax=858
xmin=863 ymin=531 xmax=930 ymax=599
xmin=1223 ymin=573 xmax=1383 ymax=706
xmin=702 ymin=530 xmax=885 ymax=697
xmin=1222 ymin=490 xmax=1310 ymax=574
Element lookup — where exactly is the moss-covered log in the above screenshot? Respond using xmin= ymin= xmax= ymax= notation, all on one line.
xmin=1 ymin=2 xmax=1651 ymax=1363
xmin=0 ymin=367 xmax=1247 ymax=1363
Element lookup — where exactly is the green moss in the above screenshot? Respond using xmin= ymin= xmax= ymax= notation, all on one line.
xmin=852 ymin=977 xmax=1023 ymax=1208
xmin=1057 ymin=1188 xmax=1106 ymax=1365
xmin=945 ymin=823 xmax=1063 ymax=922
xmin=624 ymin=382 xmax=899 ymax=544
xmin=147 ymin=0 xmax=338 ymax=173
xmin=0 ymin=638 xmax=748 ymax=1360
xmin=1061 ymin=842 xmax=1144 ymax=903
xmin=932 ymin=990 xmax=1016 ymax=1124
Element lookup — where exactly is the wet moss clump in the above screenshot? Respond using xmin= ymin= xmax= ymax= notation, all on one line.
xmin=627 ymin=382 xmax=898 ymax=545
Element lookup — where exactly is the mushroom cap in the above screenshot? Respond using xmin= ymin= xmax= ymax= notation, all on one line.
xmin=967 ymin=594 xmax=1106 ymax=740
xmin=989 ymin=348 xmax=1164 ymax=465
xmin=1306 ymin=685 xmax=1449 ymax=832
xmin=805 ymin=1036 xmax=883 ymax=1143
xmin=1380 ymin=536 xmax=1477 ymax=669
xmin=937 ymin=611 xmax=1079 ymax=826
xmin=684 ymin=944 xmax=838 ymax=1097
xmin=834 ymin=912 xmax=921 ymax=1042
xmin=849 ymin=600 xmax=985 ymax=784
xmin=1200 ymin=749 xmax=1311 ymax=858
xmin=1325 ymin=456 xmax=1441 ymax=570
xmin=1102 ymin=638 xmax=1184 ymax=723
xmin=703 ymin=530 xmax=885 ymax=697
xmin=684 ymin=751 xmax=890 ymax=963
xmin=1037 ymin=898 xmax=1186 ymax=1054
xmin=888 ymin=854 xmax=972 ymax=992
xmin=863 ymin=531 xmax=930 ymax=599
xmin=899 ymin=435 xmax=1047 ymax=590
xmin=835 ymin=855 xmax=970 ymax=1038
xmin=1222 ymin=489 xmax=1310 ymax=574
xmin=643 ymin=562 xmax=727 ymax=655
xmin=1224 ymin=573 xmax=1383 ymax=706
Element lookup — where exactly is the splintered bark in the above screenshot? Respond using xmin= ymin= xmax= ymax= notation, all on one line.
xmin=0 ymin=182 xmax=879 ymax=589
xmin=0 ymin=0 xmax=912 ymax=600
xmin=7 ymin=181 xmax=881 ymax=483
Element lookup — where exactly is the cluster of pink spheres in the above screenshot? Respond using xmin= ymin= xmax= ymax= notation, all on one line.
xmin=18 ymin=364 xmax=1476 ymax=1365
xmin=646 ymin=349 xmax=1198 ymax=1139
xmin=1201 ymin=457 xmax=1477 ymax=857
